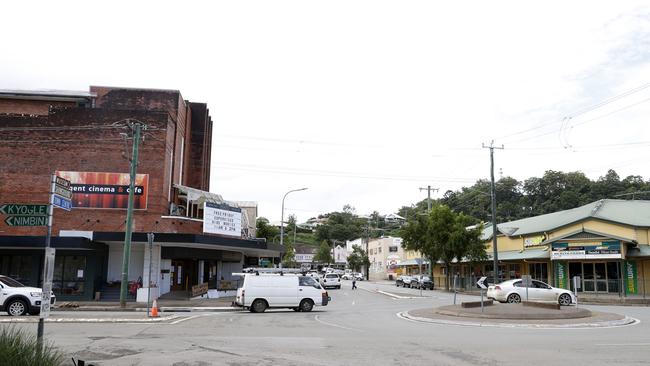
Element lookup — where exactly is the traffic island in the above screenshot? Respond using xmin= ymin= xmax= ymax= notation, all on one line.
xmin=400 ymin=303 xmax=637 ymax=328
xmin=436 ymin=303 xmax=592 ymax=319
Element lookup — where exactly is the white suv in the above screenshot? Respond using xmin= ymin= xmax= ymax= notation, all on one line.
xmin=0 ymin=275 xmax=56 ymax=316
xmin=320 ymin=274 xmax=341 ymax=289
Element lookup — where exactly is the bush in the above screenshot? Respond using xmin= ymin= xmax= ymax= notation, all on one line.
xmin=0 ymin=326 xmax=66 ymax=366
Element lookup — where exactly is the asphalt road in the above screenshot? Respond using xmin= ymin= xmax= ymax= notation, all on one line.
xmin=3 ymin=281 xmax=650 ymax=366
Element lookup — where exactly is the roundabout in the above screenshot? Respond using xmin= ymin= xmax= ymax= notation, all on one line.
xmin=399 ymin=303 xmax=639 ymax=329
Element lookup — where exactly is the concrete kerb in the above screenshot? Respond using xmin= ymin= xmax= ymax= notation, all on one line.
xmin=398 ymin=311 xmax=640 ymax=329
xmin=0 ymin=315 xmax=179 ymax=323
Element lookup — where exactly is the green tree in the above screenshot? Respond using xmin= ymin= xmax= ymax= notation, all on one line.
xmin=401 ymin=204 xmax=485 ymax=291
xmin=346 ymin=244 xmax=370 ymax=272
xmin=315 ymin=206 xmax=363 ymax=243
xmin=313 ymin=240 xmax=333 ymax=265
xmin=282 ymin=241 xmax=296 ymax=268
xmin=256 ymin=217 xmax=279 ymax=242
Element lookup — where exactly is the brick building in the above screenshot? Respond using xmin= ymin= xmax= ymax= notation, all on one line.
xmin=0 ymin=87 xmax=281 ymax=302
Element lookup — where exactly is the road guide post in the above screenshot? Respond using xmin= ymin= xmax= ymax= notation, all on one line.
xmin=476 ymin=276 xmax=488 ymax=313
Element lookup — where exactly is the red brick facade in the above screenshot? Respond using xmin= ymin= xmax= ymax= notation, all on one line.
xmin=0 ymin=87 xmax=212 ymax=237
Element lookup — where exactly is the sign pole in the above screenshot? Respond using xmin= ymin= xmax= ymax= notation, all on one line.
xmin=37 ymin=174 xmax=57 ymax=352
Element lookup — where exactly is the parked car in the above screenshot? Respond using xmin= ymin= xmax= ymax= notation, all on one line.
xmin=411 ymin=275 xmax=433 ymax=290
xmin=234 ymin=274 xmax=329 ymax=313
xmin=320 ymin=273 xmax=342 ymax=289
xmin=342 ymin=272 xmax=364 ymax=281
xmin=486 ymin=279 xmax=575 ymax=306
xmin=0 ymin=275 xmax=56 ymax=316
xmin=395 ymin=275 xmax=413 ymax=288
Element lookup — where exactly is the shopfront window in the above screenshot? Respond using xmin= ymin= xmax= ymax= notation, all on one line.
xmin=53 ymin=256 xmax=86 ymax=296
xmin=528 ymin=263 xmax=548 ymax=282
xmin=569 ymin=262 xmax=620 ymax=294
xmin=0 ymin=255 xmax=32 ymax=284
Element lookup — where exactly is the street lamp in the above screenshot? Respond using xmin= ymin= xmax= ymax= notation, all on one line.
xmin=279 ymin=187 xmax=308 ymax=269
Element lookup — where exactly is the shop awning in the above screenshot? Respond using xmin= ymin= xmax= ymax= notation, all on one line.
xmin=487 ymin=248 xmax=550 ymax=261
xmin=398 ymin=259 xmax=431 ymax=266
xmin=174 ymin=184 xmax=224 ymax=206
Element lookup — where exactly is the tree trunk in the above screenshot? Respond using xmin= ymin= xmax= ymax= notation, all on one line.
xmin=445 ymin=266 xmax=450 ymax=291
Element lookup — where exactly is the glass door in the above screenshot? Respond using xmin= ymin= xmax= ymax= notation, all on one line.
xmin=594 ymin=263 xmax=607 ymax=292
xmin=583 ymin=263 xmax=595 ymax=292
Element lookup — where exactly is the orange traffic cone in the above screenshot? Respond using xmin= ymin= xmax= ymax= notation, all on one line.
xmin=151 ymin=299 xmax=159 ymax=317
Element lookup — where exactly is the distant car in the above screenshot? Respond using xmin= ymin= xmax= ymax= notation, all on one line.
xmin=395 ymin=275 xmax=413 ymax=288
xmin=411 ymin=275 xmax=433 ymax=290
xmin=0 ymin=275 xmax=56 ymax=316
xmin=320 ymin=274 xmax=341 ymax=289
xmin=341 ymin=273 xmax=353 ymax=280
xmin=487 ymin=279 xmax=575 ymax=306
xmin=352 ymin=273 xmax=364 ymax=281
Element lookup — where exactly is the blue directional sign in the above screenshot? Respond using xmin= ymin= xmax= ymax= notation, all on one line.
xmin=52 ymin=194 xmax=72 ymax=211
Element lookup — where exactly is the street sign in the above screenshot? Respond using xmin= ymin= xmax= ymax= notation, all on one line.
xmin=52 ymin=194 xmax=72 ymax=211
xmin=54 ymin=176 xmax=70 ymax=189
xmin=522 ymin=275 xmax=532 ymax=287
xmin=53 ymin=184 xmax=73 ymax=199
xmin=4 ymin=215 xmax=47 ymax=226
xmin=476 ymin=276 xmax=488 ymax=289
xmin=40 ymin=248 xmax=56 ymax=319
xmin=0 ymin=204 xmax=47 ymax=216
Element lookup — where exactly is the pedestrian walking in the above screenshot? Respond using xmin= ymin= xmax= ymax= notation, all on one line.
xmin=352 ymin=278 xmax=357 ymax=290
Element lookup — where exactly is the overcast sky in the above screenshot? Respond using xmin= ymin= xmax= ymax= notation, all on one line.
xmin=3 ymin=1 xmax=650 ymax=223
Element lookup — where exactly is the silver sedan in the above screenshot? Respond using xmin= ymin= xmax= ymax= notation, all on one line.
xmin=486 ymin=279 xmax=576 ymax=306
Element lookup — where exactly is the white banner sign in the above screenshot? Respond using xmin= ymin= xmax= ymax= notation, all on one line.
xmin=203 ymin=202 xmax=242 ymax=237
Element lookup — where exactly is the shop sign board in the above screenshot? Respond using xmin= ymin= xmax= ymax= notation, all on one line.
xmin=555 ymin=261 xmax=568 ymax=289
xmin=626 ymin=261 xmax=638 ymax=295
xmin=56 ymin=171 xmax=149 ymax=209
xmin=551 ymin=241 xmax=621 ymax=260
xmin=203 ymin=202 xmax=242 ymax=237
xmin=296 ymin=254 xmax=315 ymax=263
xmin=524 ymin=235 xmax=546 ymax=248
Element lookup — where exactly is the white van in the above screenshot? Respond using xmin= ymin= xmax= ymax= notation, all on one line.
xmin=235 ymin=274 xmax=330 ymax=313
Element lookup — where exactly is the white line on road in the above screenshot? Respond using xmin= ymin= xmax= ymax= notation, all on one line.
xmin=170 ymin=315 xmax=201 ymax=325
xmin=314 ymin=315 xmax=363 ymax=332
xmin=595 ymin=343 xmax=650 ymax=346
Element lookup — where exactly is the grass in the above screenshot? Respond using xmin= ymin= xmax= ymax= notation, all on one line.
xmin=0 ymin=326 xmax=66 ymax=366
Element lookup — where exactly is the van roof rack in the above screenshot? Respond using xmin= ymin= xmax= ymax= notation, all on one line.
xmin=233 ymin=268 xmax=306 ymax=276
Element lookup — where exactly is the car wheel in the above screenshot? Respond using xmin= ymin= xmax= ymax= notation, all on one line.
xmin=250 ymin=299 xmax=267 ymax=313
xmin=507 ymin=293 xmax=521 ymax=304
xmin=7 ymin=299 xmax=28 ymax=316
xmin=337 ymin=285 xmax=341 ymax=289
xmin=299 ymin=299 xmax=314 ymax=312
xmin=292 ymin=307 xmax=301 ymax=312
xmin=558 ymin=293 xmax=572 ymax=306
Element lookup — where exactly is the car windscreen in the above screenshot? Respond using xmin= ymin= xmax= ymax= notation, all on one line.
xmin=0 ymin=277 xmax=25 ymax=287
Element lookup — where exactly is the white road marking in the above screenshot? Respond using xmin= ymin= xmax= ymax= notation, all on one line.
xmin=170 ymin=315 xmax=201 ymax=325
xmin=595 ymin=343 xmax=650 ymax=346
xmin=314 ymin=315 xmax=363 ymax=332
xmin=352 ymin=301 xmax=355 ymax=306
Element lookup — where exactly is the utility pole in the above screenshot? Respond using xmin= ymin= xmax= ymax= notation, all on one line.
xmin=418 ymin=185 xmax=439 ymax=212
xmin=120 ymin=120 xmax=145 ymax=308
xmin=482 ymin=141 xmax=504 ymax=284
xmin=365 ymin=221 xmax=370 ymax=281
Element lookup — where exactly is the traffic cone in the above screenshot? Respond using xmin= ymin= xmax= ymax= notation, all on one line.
xmin=151 ymin=299 xmax=159 ymax=317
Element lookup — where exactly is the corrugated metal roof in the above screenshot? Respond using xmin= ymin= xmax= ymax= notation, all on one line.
xmin=482 ymin=199 xmax=650 ymax=239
